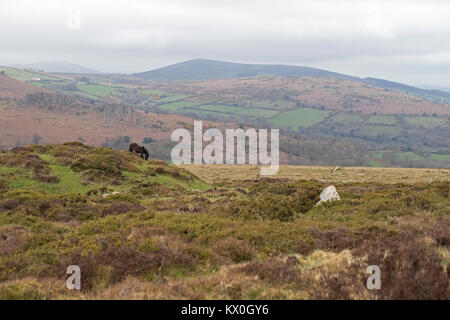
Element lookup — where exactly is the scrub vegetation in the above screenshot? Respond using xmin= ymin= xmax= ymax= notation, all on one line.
xmin=0 ymin=143 xmax=448 ymax=299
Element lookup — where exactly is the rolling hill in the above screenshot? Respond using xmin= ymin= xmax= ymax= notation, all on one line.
xmin=134 ymin=58 xmax=357 ymax=82
xmin=134 ymin=59 xmax=450 ymax=104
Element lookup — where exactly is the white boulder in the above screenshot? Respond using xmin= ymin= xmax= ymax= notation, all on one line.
xmin=316 ymin=185 xmax=341 ymax=205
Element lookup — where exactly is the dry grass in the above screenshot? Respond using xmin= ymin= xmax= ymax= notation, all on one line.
xmin=179 ymin=164 xmax=450 ymax=185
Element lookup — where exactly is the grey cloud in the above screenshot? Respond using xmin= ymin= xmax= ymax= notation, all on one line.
xmin=0 ymin=0 xmax=449 ymax=88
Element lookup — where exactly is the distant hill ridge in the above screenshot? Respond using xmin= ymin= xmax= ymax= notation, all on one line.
xmin=11 ymin=61 xmax=99 ymax=74
xmin=134 ymin=59 xmax=450 ymax=104
xmin=134 ymin=58 xmax=356 ymax=81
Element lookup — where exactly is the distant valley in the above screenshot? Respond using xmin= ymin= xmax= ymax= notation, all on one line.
xmin=0 ymin=59 xmax=448 ymax=168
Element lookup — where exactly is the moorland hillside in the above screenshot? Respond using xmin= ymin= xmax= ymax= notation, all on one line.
xmin=0 ymin=143 xmax=448 ymax=299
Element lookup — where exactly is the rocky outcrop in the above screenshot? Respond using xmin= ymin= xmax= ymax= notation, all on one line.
xmin=93 ymin=102 xmax=148 ymax=127
xmin=19 ymin=92 xmax=147 ymax=127
xmin=93 ymin=102 xmax=134 ymax=118
xmin=19 ymin=92 xmax=75 ymax=111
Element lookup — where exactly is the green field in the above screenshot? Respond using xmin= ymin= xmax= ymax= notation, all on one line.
xmin=0 ymin=66 xmax=58 ymax=81
xmin=156 ymin=93 xmax=188 ymax=103
xmin=364 ymin=159 xmax=382 ymax=167
xmin=394 ymin=151 xmax=425 ymax=162
xmin=268 ymin=107 xmax=330 ymax=128
xmin=368 ymin=151 xmax=383 ymax=160
xmin=158 ymin=101 xmax=199 ymax=111
xmin=159 ymin=95 xmax=188 ymax=103
xmin=360 ymin=125 xmax=402 ymax=137
xmin=367 ymin=150 xmax=450 ymax=165
xmin=27 ymin=81 xmax=49 ymax=88
xmin=141 ymin=89 xmax=169 ymax=96
xmin=247 ymin=99 xmax=297 ymax=110
xmin=76 ymin=84 xmax=120 ymax=97
xmin=141 ymin=90 xmax=188 ymax=103
xmin=430 ymin=153 xmax=450 ymax=161
xmin=403 ymin=115 xmax=447 ymax=128
xmin=328 ymin=112 xmax=365 ymax=124
xmin=196 ymin=104 xmax=278 ymax=118
xmin=366 ymin=115 xmax=398 ymax=125
xmin=180 ymin=108 xmax=234 ymax=119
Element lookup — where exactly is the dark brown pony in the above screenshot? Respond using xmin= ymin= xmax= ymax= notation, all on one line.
xmin=129 ymin=143 xmax=149 ymax=160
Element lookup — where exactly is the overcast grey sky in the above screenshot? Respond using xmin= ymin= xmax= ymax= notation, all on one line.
xmin=1 ymin=0 xmax=450 ymax=88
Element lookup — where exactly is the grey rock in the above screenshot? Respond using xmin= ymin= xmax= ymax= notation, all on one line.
xmin=317 ymin=185 xmax=341 ymax=205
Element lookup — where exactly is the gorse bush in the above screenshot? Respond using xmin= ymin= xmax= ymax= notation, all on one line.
xmin=101 ymin=201 xmax=146 ymax=217
xmin=0 ymin=150 xmax=60 ymax=185
xmin=33 ymin=173 xmax=60 ymax=184
xmin=0 ymin=177 xmax=9 ymax=192
xmin=310 ymin=227 xmax=359 ymax=252
xmin=0 ymin=152 xmax=49 ymax=174
xmin=212 ymin=237 xmax=255 ymax=263
xmin=225 ymin=180 xmax=322 ymax=221
xmin=226 ymin=194 xmax=296 ymax=221
xmin=0 ymin=225 xmax=28 ymax=256
xmin=69 ymin=150 xmax=139 ymax=181
xmin=249 ymin=180 xmax=322 ymax=197
xmin=0 ymin=199 xmax=20 ymax=212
